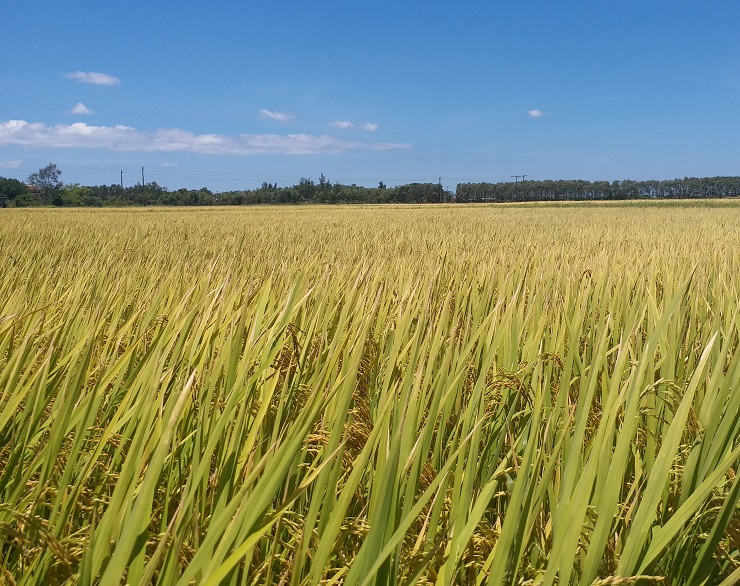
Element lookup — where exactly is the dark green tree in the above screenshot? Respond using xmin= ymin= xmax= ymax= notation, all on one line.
xmin=0 ymin=177 xmax=31 ymax=205
xmin=296 ymin=177 xmax=315 ymax=201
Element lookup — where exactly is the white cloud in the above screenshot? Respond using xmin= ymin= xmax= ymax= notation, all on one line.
xmin=528 ymin=109 xmax=543 ymax=118
xmin=69 ymin=102 xmax=94 ymax=115
xmin=0 ymin=120 xmax=411 ymax=155
xmin=0 ymin=159 xmax=23 ymax=169
xmin=362 ymin=122 xmax=379 ymax=132
xmin=330 ymin=120 xmax=354 ymax=129
xmin=259 ymin=109 xmax=295 ymax=122
xmin=65 ymin=71 xmax=121 ymax=86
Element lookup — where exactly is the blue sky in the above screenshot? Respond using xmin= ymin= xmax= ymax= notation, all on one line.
xmin=1 ymin=1 xmax=739 ymax=191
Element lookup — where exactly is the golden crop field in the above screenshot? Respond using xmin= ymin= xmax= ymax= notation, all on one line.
xmin=1 ymin=202 xmax=739 ymax=585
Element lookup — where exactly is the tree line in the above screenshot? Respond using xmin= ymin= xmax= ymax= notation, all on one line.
xmin=456 ymin=177 xmax=740 ymax=202
xmin=3 ymin=163 xmax=740 ymax=207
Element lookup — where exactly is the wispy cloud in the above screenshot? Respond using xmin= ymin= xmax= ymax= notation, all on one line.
xmin=528 ymin=109 xmax=543 ymax=118
xmin=65 ymin=71 xmax=121 ymax=86
xmin=0 ymin=120 xmax=411 ymax=155
xmin=330 ymin=120 xmax=354 ymax=129
xmin=69 ymin=102 xmax=94 ymax=115
xmin=161 ymin=162 xmax=178 ymax=167
xmin=362 ymin=122 xmax=379 ymax=132
xmin=0 ymin=159 xmax=23 ymax=169
xmin=259 ymin=109 xmax=295 ymax=122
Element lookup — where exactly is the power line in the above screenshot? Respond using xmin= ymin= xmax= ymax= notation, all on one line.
xmin=59 ymin=167 xmax=535 ymax=190
xmin=67 ymin=167 xmax=489 ymax=186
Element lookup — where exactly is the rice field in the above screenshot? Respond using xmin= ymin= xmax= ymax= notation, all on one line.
xmin=1 ymin=202 xmax=739 ymax=585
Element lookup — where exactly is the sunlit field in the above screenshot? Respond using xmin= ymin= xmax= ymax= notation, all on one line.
xmin=1 ymin=202 xmax=739 ymax=585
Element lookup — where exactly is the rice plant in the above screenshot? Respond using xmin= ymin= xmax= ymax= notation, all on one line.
xmin=0 ymin=201 xmax=738 ymax=585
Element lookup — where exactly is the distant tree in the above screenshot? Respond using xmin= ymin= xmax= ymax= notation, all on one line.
xmin=59 ymin=183 xmax=97 ymax=206
xmin=27 ymin=163 xmax=62 ymax=205
xmin=0 ymin=177 xmax=31 ymax=204
xmin=296 ymin=177 xmax=315 ymax=201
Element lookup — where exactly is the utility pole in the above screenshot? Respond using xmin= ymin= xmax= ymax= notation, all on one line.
xmin=439 ymin=177 xmax=443 ymax=203
xmin=120 ymin=169 xmax=123 ymax=189
xmin=511 ymin=174 xmax=527 ymax=200
xmin=511 ymin=175 xmax=521 ymax=200
xmin=141 ymin=167 xmax=145 ymax=187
